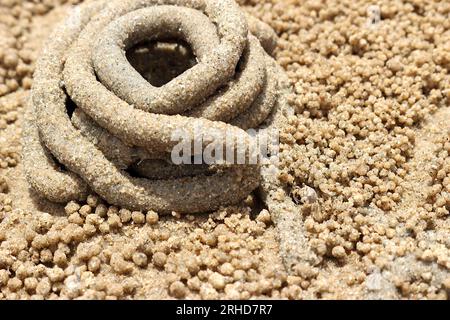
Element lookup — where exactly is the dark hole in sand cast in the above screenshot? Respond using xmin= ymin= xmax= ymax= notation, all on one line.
xmin=64 ymin=88 xmax=77 ymax=118
xmin=126 ymin=39 xmax=197 ymax=87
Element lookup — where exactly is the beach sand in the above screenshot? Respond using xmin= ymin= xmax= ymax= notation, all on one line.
xmin=0 ymin=0 xmax=448 ymax=299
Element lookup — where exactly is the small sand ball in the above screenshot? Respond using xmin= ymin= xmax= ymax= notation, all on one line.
xmin=208 ymin=272 xmax=226 ymax=290
xmin=95 ymin=204 xmax=107 ymax=217
xmin=332 ymin=246 xmax=346 ymax=259
xmin=31 ymin=234 xmax=49 ymax=250
xmin=64 ymin=275 xmax=81 ymax=298
xmin=24 ymin=277 xmax=38 ymax=292
xmin=3 ymin=52 xmax=19 ymax=68
xmin=107 ymin=283 xmax=124 ymax=298
xmin=202 ymin=233 xmax=218 ymax=247
xmin=0 ymin=270 xmax=9 ymax=286
xmin=187 ymin=277 xmax=201 ymax=291
xmin=387 ymin=57 xmax=403 ymax=73
xmin=131 ymin=211 xmax=145 ymax=224
xmin=88 ymin=257 xmax=101 ymax=273
xmin=146 ymin=210 xmax=159 ymax=225
xmin=219 ymin=262 xmax=235 ymax=276
xmin=76 ymin=243 xmax=101 ymax=261
xmin=68 ymin=212 xmax=83 ymax=225
xmin=53 ymin=249 xmax=68 ymax=267
xmin=7 ymin=277 xmax=23 ymax=292
xmin=443 ymin=278 xmax=450 ymax=291
xmin=169 ymin=281 xmax=187 ymax=299
xmin=185 ymin=257 xmax=199 ymax=274
xmin=40 ymin=249 xmax=53 ymax=263
xmin=119 ymin=209 xmax=131 ymax=223
xmin=107 ymin=214 xmax=122 ymax=229
xmin=85 ymin=213 xmax=102 ymax=225
xmin=132 ymin=252 xmax=148 ymax=267
xmin=46 ymin=267 xmax=65 ymax=283
xmin=152 ymin=252 xmax=167 ymax=268
xmin=110 ymin=253 xmax=133 ymax=274
xmin=79 ymin=205 xmax=92 ymax=217
xmin=98 ymin=222 xmax=110 ymax=234
xmin=64 ymin=201 xmax=80 ymax=215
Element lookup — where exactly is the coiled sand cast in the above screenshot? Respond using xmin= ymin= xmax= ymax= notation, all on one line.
xmin=23 ymin=0 xmax=316 ymax=272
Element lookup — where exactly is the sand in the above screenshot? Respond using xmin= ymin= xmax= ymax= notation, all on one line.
xmin=0 ymin=0 xmax=449 ymax=300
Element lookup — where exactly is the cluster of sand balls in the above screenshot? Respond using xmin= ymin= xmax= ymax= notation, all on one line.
xmin=0 ymin=0 xmax=89 ymax=197
xmin=411 ymin=137 xmax=450 ymax=278
xmin=271 ymin=0 xmax=449 ymax=212
xmin=0 ymin=0 xmax=83 ymax=96
xmin=0 ymin=194 xmax=148 ymax=299
xmin=0 ymin=194 xmax=313 ymax=299
xmin=0 ymin=4 xmax=31 ymax=96
xmin=239 ymin=0 xmax=449 ymax=299
xmin=22 ymin=0 xmax=288 ymax=214
xmin=426 ymin=139 xmax=450 ymax=218
xmin=0 ymin=92 xmax=26 ymax=176
xmin=0 ymin=0 xmax=86 ymax=193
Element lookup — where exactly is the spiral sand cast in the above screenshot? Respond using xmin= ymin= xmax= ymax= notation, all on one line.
xmin=22 ymin=0 xmax=289 ymax=215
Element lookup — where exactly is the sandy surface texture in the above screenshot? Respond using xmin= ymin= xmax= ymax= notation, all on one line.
xmin=0 ymin=0 xmax=449 ymax=300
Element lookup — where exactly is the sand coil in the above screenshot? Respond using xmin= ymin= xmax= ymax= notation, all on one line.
xmin=23 ymin=0 xmax=282 ymax=214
